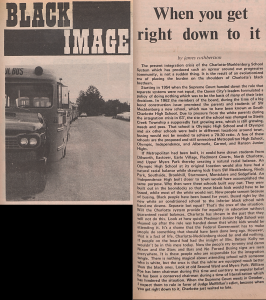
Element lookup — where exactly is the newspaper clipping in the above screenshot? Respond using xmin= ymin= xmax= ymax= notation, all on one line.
xmin=1 ymin=0 xmax=132 ymax=203
xmin=1 ymin=0 xmax=266 ymax=298
xmin=133 ymin=0 xmax=265 ymax=299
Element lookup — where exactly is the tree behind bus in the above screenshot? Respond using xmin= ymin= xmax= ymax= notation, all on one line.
xmin=77 ymin=85 xmax=130 ymax=117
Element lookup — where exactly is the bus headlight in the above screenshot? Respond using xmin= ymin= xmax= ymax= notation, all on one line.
xmin=20 ymin=137 xmax=29 ymax=146
xmin=18 ymin=135 xmax=40 ymax=148
xmin=29 ymin=137 xmax=38 ymax=146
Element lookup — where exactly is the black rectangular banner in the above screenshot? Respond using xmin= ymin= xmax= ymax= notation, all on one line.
xmin=4 ymin=1 xmax=130 ymax=56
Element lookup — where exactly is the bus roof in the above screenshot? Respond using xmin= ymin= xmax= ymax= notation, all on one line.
xmin=5 ymin=66 xmax=57 ymax=82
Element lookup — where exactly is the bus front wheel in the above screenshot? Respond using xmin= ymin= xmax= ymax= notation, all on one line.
xmin=62 ymin=146 xmax=66 ymax=158
xmin=24 ymin=161 xmax=47 ymax=194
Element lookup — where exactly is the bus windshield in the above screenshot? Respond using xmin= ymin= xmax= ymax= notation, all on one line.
xmin=5 ymin=83 xmax=53 ymax=108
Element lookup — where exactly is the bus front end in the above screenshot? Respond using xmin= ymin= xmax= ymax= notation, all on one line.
xmin=5 ymin=110 xmax=49 ymax=194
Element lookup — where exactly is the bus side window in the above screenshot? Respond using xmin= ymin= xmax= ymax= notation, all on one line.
xmin=57 ymin=84 xmax=62 ymax=108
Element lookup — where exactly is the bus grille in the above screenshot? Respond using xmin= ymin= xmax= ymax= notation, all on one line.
xmin=6 ymin=136 xmax=20 ymax=149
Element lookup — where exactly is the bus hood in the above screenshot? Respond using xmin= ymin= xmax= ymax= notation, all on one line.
xmin=5 ymin=109 xmax=45 ymax=133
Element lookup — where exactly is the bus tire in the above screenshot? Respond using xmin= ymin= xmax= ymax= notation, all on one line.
xmin=37 ymin=161 xmax=47 ymax=193
xmin=63 ymin=147 xmax=66 ymax=158
xmin=24 ymin=162 xmax=47 ymax=194
xmin=34 ymin=171 xmax=47 ymax=194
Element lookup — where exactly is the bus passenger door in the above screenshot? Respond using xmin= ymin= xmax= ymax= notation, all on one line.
xmin=62 ymin=86 xmax=71 ymax=138
xmin=55 ymin=84 xmax=67 ymax=159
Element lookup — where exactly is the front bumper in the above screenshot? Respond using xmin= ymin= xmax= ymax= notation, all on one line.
xmin=6 ymin=150 xmax=47 ymax=173
xmin=6 ymin=157 xmax=47 ymax=195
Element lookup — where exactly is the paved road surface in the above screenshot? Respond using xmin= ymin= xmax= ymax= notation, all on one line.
xmin=6 ymin=116 xmax=130 ymax=201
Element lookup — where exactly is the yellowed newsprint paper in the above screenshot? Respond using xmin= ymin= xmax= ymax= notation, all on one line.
xmin=133 ymin=0 xmax=266 ymax=299
xmin=0 ymin=0 xmax=133 ymax=204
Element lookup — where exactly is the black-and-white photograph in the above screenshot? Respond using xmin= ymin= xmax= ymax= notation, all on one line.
xmin=5 ymin=63 xmax=131 ymax=201
xmin=3 ymin=0 xmax=132 ymax=202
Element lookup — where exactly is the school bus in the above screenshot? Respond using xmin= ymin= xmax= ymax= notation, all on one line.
xmin=5 ymin=66 xmax=70 ymax=193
